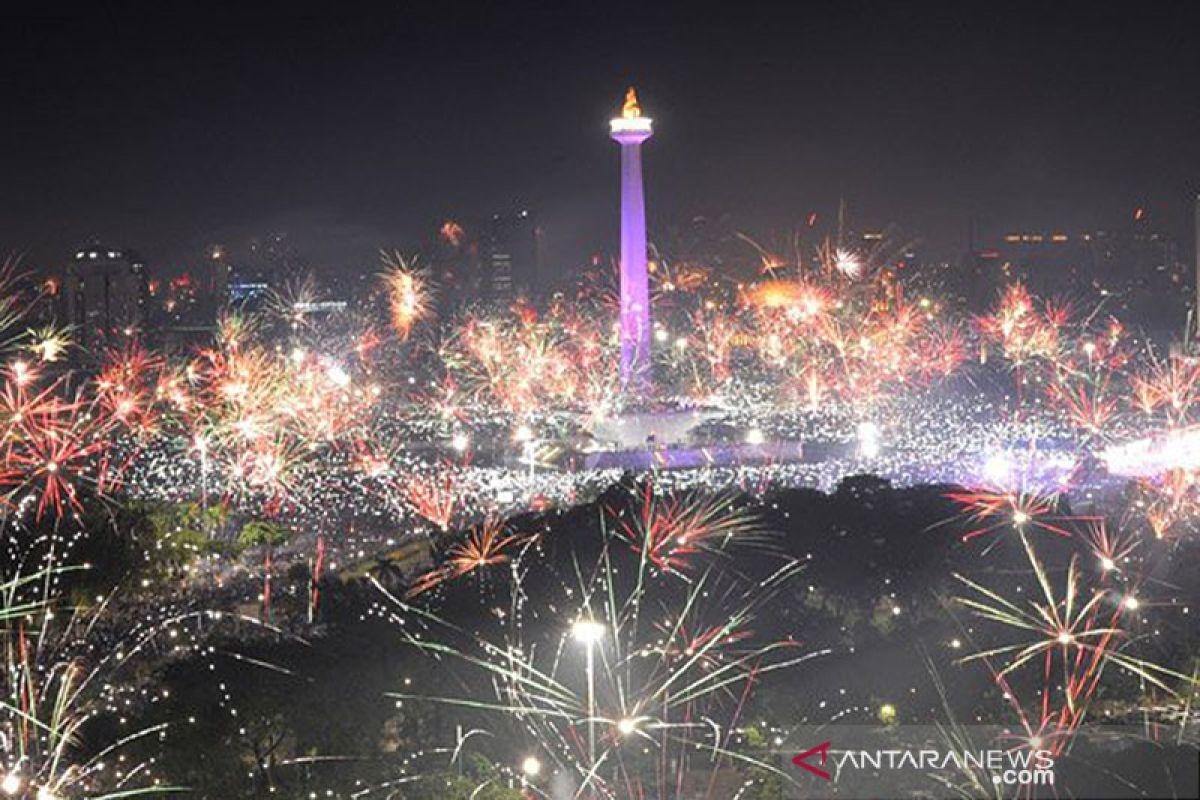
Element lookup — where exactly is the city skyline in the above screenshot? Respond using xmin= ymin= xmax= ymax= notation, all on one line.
xmin=1 ymin=9 xmax=1199 ymax=799
xmin=2 ymin=3 xmax=1198 ymax=274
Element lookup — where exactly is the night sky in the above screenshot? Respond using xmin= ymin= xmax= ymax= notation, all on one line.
xmin=3 ymin=3 xmax=1199 ymax=273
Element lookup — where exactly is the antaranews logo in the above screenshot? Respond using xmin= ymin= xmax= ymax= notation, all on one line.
xmin=791 ymin=741 xmax=833 ymax=780
xmin=792 ymin=742 xmax=1055 ymax=788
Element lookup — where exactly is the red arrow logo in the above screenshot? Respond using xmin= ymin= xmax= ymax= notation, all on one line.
xmin=792 ymin=741 xmax=833 ymax=780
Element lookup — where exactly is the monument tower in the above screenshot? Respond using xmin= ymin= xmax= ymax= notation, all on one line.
xmin=610 ymin=88 xmax=654 ymax=393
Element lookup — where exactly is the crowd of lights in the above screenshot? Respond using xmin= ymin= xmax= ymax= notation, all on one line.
xmin=0 ymin=236 xmax=1196 ymax=797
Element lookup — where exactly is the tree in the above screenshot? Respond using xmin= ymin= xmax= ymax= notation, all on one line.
xmin=238 ymin=520 xmax=288 ymax=550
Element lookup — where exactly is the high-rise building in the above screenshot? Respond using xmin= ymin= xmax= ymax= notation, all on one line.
xmin=223 ymin=234 xmax=299 ymax=309
xmin=428 ymin=219 xmax=479 ymax=312
xmin=480 ymin=210 xmax=541 ymax=302
xmin=991 ymin=231 xmax=1089 ymax=296
xmin=208 ymin=244 xmax=231 ymax=303
xmin=967 ymin=219 xmax=1186 ymax=333
xmin=227 ymin=264 xmax=273 ymax=308
xmin=66 ymin=245 xmax=150 ymax=347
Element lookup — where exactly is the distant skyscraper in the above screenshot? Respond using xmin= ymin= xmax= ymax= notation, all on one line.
xmin=610 ymin=87 xmax=653 ymax=393
xmin=429 ymin=219 xmax=476 ymax=312
xmin=208 ymin=244 xmax=231 ymax=302
xmin=224 ymin=234 xmax=297 ymax=308
xmin=480 ymin=210 xmax=541 ymax=302
xmin=227 ymin=265 xmax=272 ymax=308
xmin=66 ymin=245 xmax=149 ymax=347
xmin=972 ymin=218 xmax=1186 ymax=333
xmin=992 ymin=231 xmax=1089 ymax=297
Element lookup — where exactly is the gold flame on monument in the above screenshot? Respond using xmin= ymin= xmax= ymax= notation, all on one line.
xmin=622 ymin=87 xmax=642 ymax=119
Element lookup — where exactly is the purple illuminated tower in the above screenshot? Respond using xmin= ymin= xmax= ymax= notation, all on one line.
xmin=610 ymin=88 xmax=654 ymax=393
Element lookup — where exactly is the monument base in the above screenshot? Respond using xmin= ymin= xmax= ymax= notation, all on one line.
xmin=591 ymin=408 xmax=719 ymax=449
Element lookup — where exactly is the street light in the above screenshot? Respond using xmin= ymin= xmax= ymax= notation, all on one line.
xmin=571 ymin=619 xmax=605 ymax=645
xmin=571 ymin=619 xmax=605 ymax=770
xmin=193 ymin=434 xmax=211 ymax=526
xmin=521 ymin=755 xmax=542 ymax=777
xmin=1 ymin=773 xmax=21 ymax=796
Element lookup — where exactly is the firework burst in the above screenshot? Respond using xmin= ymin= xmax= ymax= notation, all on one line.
xmin=379 ymin=252 xmax=433 ymax=340
xmin=380 ymin=523 xmax=823 ymax=799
